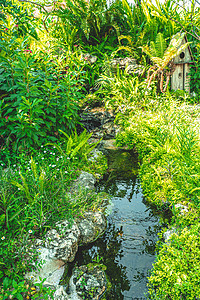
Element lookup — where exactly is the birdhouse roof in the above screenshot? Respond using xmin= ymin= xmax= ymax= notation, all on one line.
xmin=171 ymin=32 xmax=194 ymax=64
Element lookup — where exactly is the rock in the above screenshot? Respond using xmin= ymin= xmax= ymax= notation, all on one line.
xmin=82 ymin=53 xmax=98 ymax=64
xmin=99 ymin=139 xmax=118 ymax=150
xmin=52 ymin=285 xmax=69 ymax=300
xmin=110 ymin=57 xmax=137 ymax=68
xmin=88 ymin=149 xmax=102 ymax=162
xmin=25 ymin=209 xmax=107 ymax=290
xmin=25 ymin=246 xmax=65 ymax=287
xmin=71 ymin=264 xmax=107 ymax=300
xmin=125 ymin=64 xmax=144 ymax=75
xmin=45 ymin=220 xmax=80 ymax=262
xmin=73 ymin=171 xmax=96 ymax=191
xmin=110 ymin=57 xmax=144 ymax=75
xmin=79 ymin=107 xmax=116 ymax=139
xmin=76 ymin=211 xmax=107 ymax=245
xmin=91 ymin=130 xmax=104 ymax=139
xmin=174 ymin=203 xmax=189 ymax=215
xmin=102 ymin=122 xmax=118 ymax=139
xmin=163 ymin=227 xmax=177 ymax=241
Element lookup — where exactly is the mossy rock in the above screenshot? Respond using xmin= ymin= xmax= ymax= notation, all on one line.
xmin=72 ymin=263 xmax=108 ymax=300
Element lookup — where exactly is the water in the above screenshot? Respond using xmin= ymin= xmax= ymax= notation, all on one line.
xmin=68 ymin=149 xmax=170 ymax=299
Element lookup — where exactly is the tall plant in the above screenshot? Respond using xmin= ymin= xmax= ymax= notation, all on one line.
xmin=0 ymin=31 xmax=84 ymax=149
xmin=53 ymin=0 xmax=119 ymax=45
xmin=143 ymin=0 xmax=200 ymax=41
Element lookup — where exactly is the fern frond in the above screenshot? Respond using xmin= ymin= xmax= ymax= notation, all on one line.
xmin=38 ymin=170 xmax=45 ymax=194
xmin=81 ymin=18 xmax=90 ymax=41
xmin=118 ymin=35 xmax=134 ymax=47
xmin=31 ymin=157 xmax=38 ymax=180
xmin=142 ymin=45 xmax=153 ymax=59
xmin=66 ymin=136 xmax=73 ymax=157
xmin=155 ymin=32 xmax=167 ymax=58
xmin=112 ymin=46 xmax=135 ymax=58
xmin=70 ymin=133 xmax=92 ymax=158
xmin=141 ymin=0 xmax=151 ymax=23
xmin=149 ymin=41 xmax=157 ymax=58
xmin=122 ymin=0 xmax=135 ymax=31
xmin=45 ymin=142 xmax=64 ymax=156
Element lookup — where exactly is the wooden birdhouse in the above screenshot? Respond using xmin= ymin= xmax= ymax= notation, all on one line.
xmin=171 ymin=33 xmax=194 ymax=93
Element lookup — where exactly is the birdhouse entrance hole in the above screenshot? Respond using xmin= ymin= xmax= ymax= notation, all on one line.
xmin=180 ymin=52 xmax=185 ymax=59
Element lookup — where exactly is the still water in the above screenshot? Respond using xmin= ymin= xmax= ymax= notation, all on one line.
xmin=72 ymin=149 xmax=169 ymax=299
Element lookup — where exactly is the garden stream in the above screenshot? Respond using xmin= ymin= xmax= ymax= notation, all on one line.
xmin=67 ymin=148 xmax=170 ymax=300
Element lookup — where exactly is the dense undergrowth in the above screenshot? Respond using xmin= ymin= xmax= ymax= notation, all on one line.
xmin=0 ymin=0 xmax=200 ymax=299
xmin=100 ymin=76 xmax=200 ymax=299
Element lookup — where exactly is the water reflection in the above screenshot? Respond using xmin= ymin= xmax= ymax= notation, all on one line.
xmin=73 ymin=150 xmax=169 ymax=299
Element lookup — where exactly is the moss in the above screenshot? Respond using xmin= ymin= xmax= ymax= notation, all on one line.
xmin=86 ymin=263 xmax=107 ymax=272
xmin=102 ymin=271 xmax=112 ymax=299
xmin=59 ymin=263 xmax=70 ymax=287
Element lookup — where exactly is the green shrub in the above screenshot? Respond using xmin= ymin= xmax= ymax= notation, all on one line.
xmin=0 ymin=30 xmax=85 ymax=149
xmin=148 ymin=223 xmax=200 ymax=300
xmin=0 ymin=276 xmax=54 ymax=300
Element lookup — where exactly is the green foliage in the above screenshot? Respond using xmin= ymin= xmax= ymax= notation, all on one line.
xmin=190 ymin=43 xmax=200 ymax=101
xmin=0 ymin=32 xmax=84 ymax=148
xmin=0 ymin=0 xmax=38 ymax=40
xmin=0 ymin=276 xmax=54 ymax=299
xmin=144 ymin=0 xmax=200 ymax=43
xmin=143 ymin=32 xmax=190 ymax=69
xmin=149 ymin=32 xmax=167 ymax=58
xmin=52 ymin=0 xmax=120 ymax=45
xmin=116 ymin=98 xmax=200 ymax=204
xmin=0 ymin=0 xmax=200 ymax=298
xmin=96 ymin=72 xmax=148 ymax=114
xmin=108 ymin=75 xmax=200 ymax=297
xmin=148 ymin=223 xmax=200 ymax=299
xmin=0 ymin=130 xmax=107 ymax=286
xmin=117 ymin=0 xmax=175 ymax=56
xmin=47 ymin=129 xmax=101 ymax=161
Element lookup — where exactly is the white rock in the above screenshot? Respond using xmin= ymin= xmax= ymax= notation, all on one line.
xmin=174 ymin=203 xmax=189 ymax=215
xmin=25 ymin=247 xmax=65 ymax=286
xmin=52 ymin=285 xmax=70 ymax=300
xmin=163 ymin=228 xmax=177 ymax=241
xmin=45 ymin=220 xmax=80 ymax=262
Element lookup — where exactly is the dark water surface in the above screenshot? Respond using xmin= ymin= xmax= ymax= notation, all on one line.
xmin=73 ymin=149 xmax=169 ymax=299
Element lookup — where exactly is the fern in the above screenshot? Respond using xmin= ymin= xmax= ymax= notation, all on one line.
xmin=155 ymin=32 xmax=167 ymax=58
xmin=149 ymin=41 xmax=157 ymax=58
xmin=11 ymin=175 xmax=33 ymax=204
xmin=30 ymin=157 xmax=38 ymax=180
xmin=122 ymin=0 xmax=135 ymax=31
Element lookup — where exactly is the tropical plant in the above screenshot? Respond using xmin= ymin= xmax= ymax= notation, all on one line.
xmin=144 ymin=0 xmax=200 ymax=42
xmin=0 ymin=31 xmax=84 ymax=149
xmin=0 ymin=169 xmax=23 ymax=230
xmin=0 ymin=276 xmax=54 ymax=299
xmin=47 ymin=129 xmax=101 ymax=161
xmin=113 ymin=0 xmax=175 ymax=59
xmin=52 ymin=0 xmax=120 ymax=45
xmin=0 ymin=0 xmax=39 ymax=40
xmin=142 ymin=32 xmax=190 ymax=92
xmin=10 ymin=157 xmax=47 ymax=205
